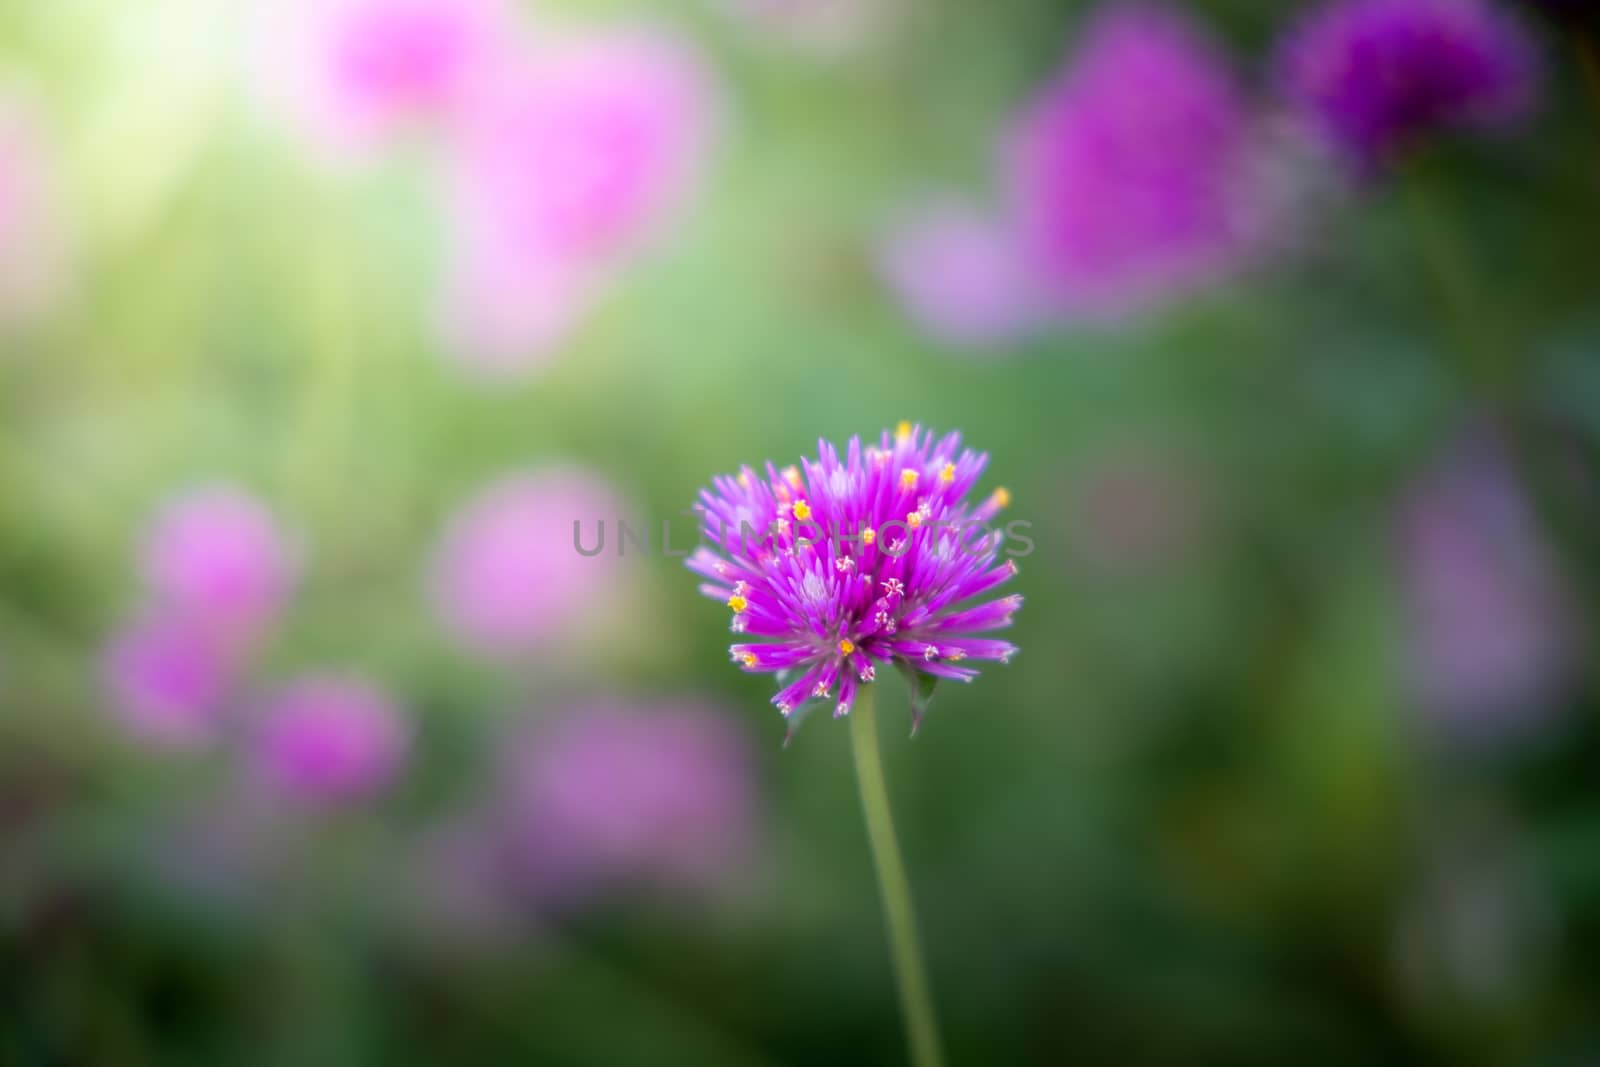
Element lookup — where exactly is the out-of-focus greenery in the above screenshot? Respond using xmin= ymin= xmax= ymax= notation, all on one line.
xmin=3 ymin=1 xmax=1600 ymax=1064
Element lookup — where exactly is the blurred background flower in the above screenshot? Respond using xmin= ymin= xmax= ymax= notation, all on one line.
xmin=498 ymin=697 xmax=761 ymax=906
xmin=247 ymin=674 xmax=410 ymax=805
xmin=428 ymin=465 xmax=634 ymax=661
xmin=1275 ymin=0 xmax=1541 ymax=169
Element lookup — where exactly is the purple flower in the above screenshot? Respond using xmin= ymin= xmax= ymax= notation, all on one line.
xmin=877 ymin=198 xmax=1039 ymax=350
xmin=258 ymin=0 xmax=511 ymax=162
xmin=500 ymin=698 xmax=759 ymax=902
xmin=102 ymin=614 xmax=237 ymax=749
xmin=139 ymin=486 xmax=295 ymax=647
xmin=1004 ymin=5 xmax=1262 ymax=318
xmin=1397 ymin=430 xmax=1576 ymax=741
xmin=688 ymin=423 xmax=1021 ymax=731
xmin=249 ymin=675 xmax=409 ymax=804
xmin=1274 ymin=0 xmax=1540 ymax=168
xmin=436 ymin=26 xmax=719 ymax=375
xmin=428 ymin=466 xmax=629 ymax=659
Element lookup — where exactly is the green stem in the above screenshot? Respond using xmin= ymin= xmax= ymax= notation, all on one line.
xmin=849 ymin=686 xmax=944 ymax=1067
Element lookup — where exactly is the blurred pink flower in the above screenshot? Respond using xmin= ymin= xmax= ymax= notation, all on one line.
xmin=102 ymin=614 xmax=237 ymax=749
xmin=428 ymin=466 xmax=630 ymax=659
xmin=258 ymin=0 xmax=512 ymax=162
xmin=437 ymin=26 xmax=719 ymax=375
xmin=877 ymin=199 xmax=1039 ymax=351
xmin=1004 ymin=4 xmax=1263 ymax=319
xmin=139 ymin=486 xmax=295 ymax=647
xmin=0 ymin=92 xmax=70 ymax=326
xmin=250 ymin=674 xmax=410 ymax=804
xmin=1398 ymin=430 xmax=1578 ymax=741
xmin=500 ymin=698 xmax=760 ymax=903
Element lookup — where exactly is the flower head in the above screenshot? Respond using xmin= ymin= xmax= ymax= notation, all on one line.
xmin=428 ymin=466 xmax=629 ymax=659
xmin=249 ymin=674 xmax=409 ymax=804
xmin=499 ymin=698 xmax=760 ymax=903
xmin=102 ymin=614 xmax=237 ymax=749
xmin=877 ymin=198 xmax=1039 ymax=350
xmin=1004 ymin=4 xmax=1261 ymax=318
xmin=1397 ymin=428 xmax=1576 ymax=742
xmin=688 ymin=425 xmax=1021 ymax=732
xmin=258 ymin=0 xmax=511 ymax=162
xmin=139 ymin=485 xmax=295 ymax=646
xmin=1275 ymin=0 xmax=1540 ymax=169
xmin=437 ymin=26 xmax=718 ymax=374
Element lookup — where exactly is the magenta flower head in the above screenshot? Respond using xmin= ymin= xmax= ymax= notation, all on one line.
xmin=501 ymin=698 xmax=759 ymax=903
xmin=1004 ymin=4 xmax=1261 ymax=318
xmin=102 ymin=614 xmax=237 ymax=749
xmin=688 ymin=423 xmax=1022 ymax=734
xmin=1274 ymin=0 xmax=1540 ymax=169
xmin=1397 ymin=429 xmax=1577 ymax=742
xmin=249 ymin=675 xmax=409 ymax=804
xmin=437 ymin=25 xmax=719 ymax=374
xmin=139 ymin=486 xmax=296 ymax=647
xmin=428 ymin=466 xmax=629 ymax=659
xmin=257 ymin=0 xmax=510 ymax=162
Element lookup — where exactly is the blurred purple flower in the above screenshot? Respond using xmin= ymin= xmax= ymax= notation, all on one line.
xmin=139 ymin=486 xmax=295 ymax=647
xmin=250 ymin=675 xmax=409 ymax=804
xmin=1275 ymin=0 xmax=1540 ymax=169
xmin=0 ymin=92 xmax=70 ymax=326
xmin=1004 ymin=4 xmax=1262 ymax=319
xmin=1397 ymin=430 xmax=1577 ymax=741
xmin=429 ymin=466 xmax=629 ymax=659
xmin=877 ymin=199 xmax=1039 ymax=351
xmin=437 ymin=26 xmax=719 ymax=375
xmin=501 ymin=698 xmax=760 ymax=903
xmin=259 ymin=0 xmax=512 ymax=162
xmin=102 ymin=614 xmax=236 ymax=749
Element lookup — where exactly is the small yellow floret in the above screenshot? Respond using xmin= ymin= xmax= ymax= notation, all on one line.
xmin=741 ymin=652 xmax=758 ymax=668
xmin=895 ymin=420 xmax=913 ymax=442
xmin=991 ymin=487 xmax=1012 ymax=509
xmin=900 ymin=468 xmax=919 ymax=490
xmin=727 ymin=594 xmax=749 ymax=613
xmin=940 ymin=462 xmax=956 ymax=483
xmin=838 ymin=639 xmax=855 ymax=655
xmin=906 ymin=511 xmax=923 ymax=529
xmin=792 ymin=499 xmax=813 ymax=521
xmin=862 ymin=528 xmax=876 ymax=546
xmin=782 ymin=465 xmax=802 ymax=488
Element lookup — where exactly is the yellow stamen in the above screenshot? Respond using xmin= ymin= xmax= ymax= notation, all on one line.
xmin=782 ymin=465 xmax=802 ymax=489
xmin=838 ymin=638 xmax=855 ymax=655
xmin=895 ymin=420 xmax=913 ymax=443
xmin=727 ymin=594 xmax=749 ymax=613
xmin=741 ymin=652 xmax=758 ymax=668
xmin=900 ymin=468 xmax=919 ymax=490
xmin=906 ymin=511 xmax=923 ymax=529
xmin=948 ymin=649 xmax=967 ymax=662
xmin=940 ymin=462 xmax=956 ymax=483
xmin=792 ymin=499 xmax=813 ymax=521
xmin=862 ymin=528 xmax=876 ymax=546
xmin=991 ymin=486 xmax=1011 ymax=509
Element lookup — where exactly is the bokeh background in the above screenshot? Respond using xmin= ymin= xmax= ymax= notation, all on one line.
xmin=2 ymin=0 xmax=1600 ymax=1063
